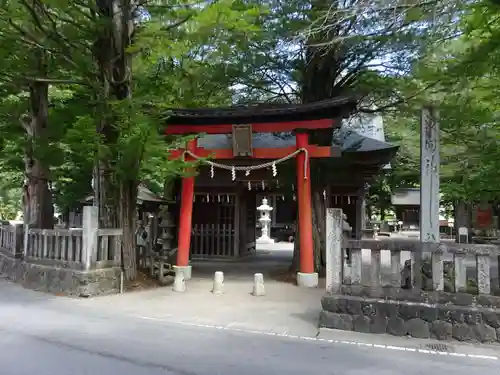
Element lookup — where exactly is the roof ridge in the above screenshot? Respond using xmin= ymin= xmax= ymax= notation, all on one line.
xmin=165 ymin=97 xmax=357 ymax=123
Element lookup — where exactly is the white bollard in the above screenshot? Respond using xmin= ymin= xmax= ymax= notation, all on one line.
xmin=212 ymin=271 xmax=224 ymax=295
xmin=172 ymin=270 xmax=186 ymax=292
xmin=252 ymin=273 xmax=265 ymax=296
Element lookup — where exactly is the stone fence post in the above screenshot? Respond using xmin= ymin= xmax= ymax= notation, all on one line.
xmin=12 ymin=224 xmax=23 ymax=258
xmin=82 ymin=206 xmax=98 ymax=271
xmin=326 ymin=208 xmax=343 ymax=293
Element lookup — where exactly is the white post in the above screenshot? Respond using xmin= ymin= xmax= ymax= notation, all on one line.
xmin=326 ymin=208 xmax=343 ymax=293
xmin=212 ymin=271 xmax=224 ymax=295
xmin=82 ymin=206 xmax=98 ymax=271
xmin=173 ymin=269 xmax=186 ymax=292
xmin=252 ymin=273 xmax=265 ymax=296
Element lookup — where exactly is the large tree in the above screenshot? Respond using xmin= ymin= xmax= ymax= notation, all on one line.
xmin=0 ymin=0 xmax=262 ymax=279
xmin=0 ymin=1 xmax=87 ymax=229
xmin=231 ymin=0 xmax=464 ymax=272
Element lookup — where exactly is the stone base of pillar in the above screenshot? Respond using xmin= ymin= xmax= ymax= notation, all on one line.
xmin=297 ymin=272 xmax=318 ymax=288
xmin=256 ymin=236 xmax=275 ymax=244
xmin=173 ymin=265 xmax=192 ymax=281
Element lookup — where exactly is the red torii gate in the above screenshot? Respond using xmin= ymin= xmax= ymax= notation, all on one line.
xmin=165 ymin=98 xmax=355 ymax=286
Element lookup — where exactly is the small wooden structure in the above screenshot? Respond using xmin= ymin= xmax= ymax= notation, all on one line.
xmin=392 ymin=188 xmax=421 ymax=228
xmin=164 ymin=98 xmax=398 ymax=285
xmin=69 ymin=184 xmax=166 ymax=229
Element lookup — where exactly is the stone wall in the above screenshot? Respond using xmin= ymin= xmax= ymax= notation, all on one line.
xmin=320 ymin=287 xmax=500 ymax=343
xmin=0 ymin=249 xmax=121 ymax=297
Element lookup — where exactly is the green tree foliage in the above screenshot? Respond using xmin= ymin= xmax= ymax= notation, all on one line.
xmin=0 ymin=0 xmax=262 ymax=278
xmin=361 ymin=0 xmax=500 ymax=214
xmin=0 ymin=0 xmax=498 ymax=279
xmin=396 ymin=2 xmax=500 ymax=204
xmin=228 ymin=0 xmax=466 ymax=271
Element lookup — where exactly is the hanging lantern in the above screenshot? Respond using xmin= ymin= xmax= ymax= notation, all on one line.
xmin=210 ymin=164 xmax=214 ymax=178
xmin=226 ymin=194 xmax=230 ymax=203
xmin=323 ymin=190 xmax=326 ymax=200
xmin=248 ymin=181 xmax=251 ymax=191
xmin=245 ymin=170 xmax=250 ymax=176
xmin=261 ymin=180 xmax=265 ymax=190
xmin=293 ymin=194 xmax=296 ymax=201
xmin=206 ymin=194 xmax=210 ymax=202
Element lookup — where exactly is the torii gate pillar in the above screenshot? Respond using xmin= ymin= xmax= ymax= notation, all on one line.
xmin=295 ymin=131 xmax=318 ymax=288
xmin=175 ymin=138 xmax=197 ymax=280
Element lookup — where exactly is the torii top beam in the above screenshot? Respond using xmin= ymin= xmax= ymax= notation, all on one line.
xmin=164 ymin=97 xmax=357 ymax=160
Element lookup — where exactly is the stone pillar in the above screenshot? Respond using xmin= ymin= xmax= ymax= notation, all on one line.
xmin=419 ymin=106 xmax=442 ymax=291
xmin=12 ymin=224 xmax=23 ymax=258
xmin=326 ymin=208 xmax=343 ymax=293
xmin=82 ymin=206 xmax=98 ymax=271
xmin=295 ymin=131 xmax=317 ymax=288
xmin=355 ymin=187 xmax=366 ymax=240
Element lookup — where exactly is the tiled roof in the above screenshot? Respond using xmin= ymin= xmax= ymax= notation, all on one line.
xmin=165 ymin=97 xmax=357 ymax=125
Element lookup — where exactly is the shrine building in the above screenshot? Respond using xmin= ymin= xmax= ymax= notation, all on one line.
xmin=164 ymin=98 xmax=398 ymax=287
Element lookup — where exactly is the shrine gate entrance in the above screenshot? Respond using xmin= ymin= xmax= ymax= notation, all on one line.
xmin=163 ymin=97 xmax=399 ymax=288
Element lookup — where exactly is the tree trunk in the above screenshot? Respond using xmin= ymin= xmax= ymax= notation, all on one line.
xmin=22 ymin=78 xmax=54 ymax=229
xmin=294 ymin=0 xmax=343 ymax=273
xmin=312 ymin=188 xmax=327 ymax=272
xmin=119 ymin=180 xmax=138 ymax=280
xmin=23 ymin=159 xmax=53 ymax=229
xmin=93 ymin=0 xmax=137 ymax=278
xmin=290 ymin=187 xmax=326 ymax=273
xmin=94 ymin=162 xmax=119 ymax=228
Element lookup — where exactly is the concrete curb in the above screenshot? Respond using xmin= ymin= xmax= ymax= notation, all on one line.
xmin=318 ymin=327 xmax=500 ymax=360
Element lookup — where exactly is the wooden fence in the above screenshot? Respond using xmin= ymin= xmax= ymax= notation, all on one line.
xmin=0 ymin=206 xmax=122 ymax=271
xmin=191 ymin=224 xmax=236 ymax=258
xmin=326 ymin=208 xmax=500 ymax=295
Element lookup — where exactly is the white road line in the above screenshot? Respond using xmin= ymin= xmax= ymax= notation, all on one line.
xmin=136 ymin=316 xmax=499 ymax=362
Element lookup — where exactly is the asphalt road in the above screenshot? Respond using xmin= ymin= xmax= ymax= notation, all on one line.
xmin=0 ymin=281 xmax=498 ymax=375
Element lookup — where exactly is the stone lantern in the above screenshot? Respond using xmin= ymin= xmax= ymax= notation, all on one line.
xmin=256 ymin=198 xmax=274 ymax=244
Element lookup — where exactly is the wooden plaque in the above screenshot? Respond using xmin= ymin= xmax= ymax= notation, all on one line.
xmin=232 ymin=124 xmax=253 ymax=157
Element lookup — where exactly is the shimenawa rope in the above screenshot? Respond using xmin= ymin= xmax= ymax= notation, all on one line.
xmin=183 ymin=148 xmax=309 ymax=179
